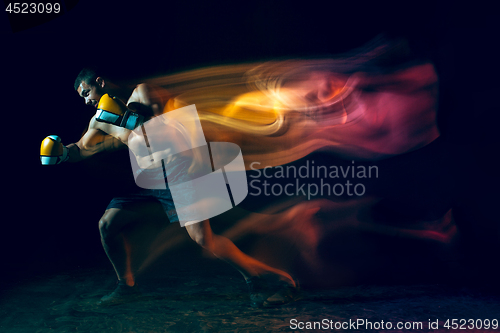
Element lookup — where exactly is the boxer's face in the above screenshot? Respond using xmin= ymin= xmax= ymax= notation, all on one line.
xmin=77 ymin=78 xmax=105 ymax=108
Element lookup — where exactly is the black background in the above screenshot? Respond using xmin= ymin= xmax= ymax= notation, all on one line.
xmin=1 ymin=0 xmax=499 ymax=285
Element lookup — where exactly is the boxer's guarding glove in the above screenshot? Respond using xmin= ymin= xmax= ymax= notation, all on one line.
xmin=40 ymin=135 xmax=69 ymax=165
xmin=96 ymin=93 xmax=144 ymax=130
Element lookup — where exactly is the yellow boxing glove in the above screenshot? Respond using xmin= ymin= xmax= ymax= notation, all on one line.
xmin=96 ymin=94 xmax=144 ymax=130
xmin=40 ymin=135 xmax=69 ymax=165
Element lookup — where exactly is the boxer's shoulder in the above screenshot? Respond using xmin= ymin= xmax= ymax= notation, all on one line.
xmin=128 ymin=83 xmax=171 ymax=116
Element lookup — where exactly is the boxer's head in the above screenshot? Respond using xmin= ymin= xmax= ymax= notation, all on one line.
xmin=75 ymin=67 xmax=107 ymax=108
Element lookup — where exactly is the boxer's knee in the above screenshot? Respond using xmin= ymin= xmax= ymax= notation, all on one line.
xmin=186 ymin=220 xmax=213 ymax=250
xmin=189 ymin=228 xmax=207 ymax=248
xmin=98 ymin=215 xmax=114 ymax=241
xmin=99 ymin=208 xmax=133 ymax=241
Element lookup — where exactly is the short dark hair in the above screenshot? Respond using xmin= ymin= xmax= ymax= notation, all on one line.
xmin=74 ymin=67 xmax=100 ymax=91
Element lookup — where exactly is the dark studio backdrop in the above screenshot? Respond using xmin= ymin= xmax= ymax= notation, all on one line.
xmin=1 ymin=1 xmax=498 ymax=287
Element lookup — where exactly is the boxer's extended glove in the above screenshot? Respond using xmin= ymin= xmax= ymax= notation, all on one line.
xmin=96 ymin=93 xmax=144 ymax=130
xmin=40 ymin=135 xmax=69 ymax=165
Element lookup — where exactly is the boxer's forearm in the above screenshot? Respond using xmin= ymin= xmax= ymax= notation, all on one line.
xmin=66 ymin=137 xmax=125 ymax=162
xmin=66 ymin=142 xmax=104 ymax=162
xmin=66 ymin=143 xmax=87 ymax=162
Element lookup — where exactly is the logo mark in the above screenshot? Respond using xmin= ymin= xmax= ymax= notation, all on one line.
xmin=127 ymin=104 xmax=248 ymax=226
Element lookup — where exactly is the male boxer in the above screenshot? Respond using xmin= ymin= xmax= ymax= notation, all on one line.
xmin=40 ymin=68 xmax=298 ymax=307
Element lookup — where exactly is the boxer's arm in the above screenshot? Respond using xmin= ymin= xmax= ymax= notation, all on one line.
xmin=67 ymin=84 xmax=170 ymax=162
xmin=66 ymin=117 xmax=125 ymax=162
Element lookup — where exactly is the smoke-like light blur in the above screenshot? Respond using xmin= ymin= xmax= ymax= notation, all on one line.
xmin=146 ymin=40 xmax=439 ymax=169
xmin=123 ymin=39 xmax=454 ymax=287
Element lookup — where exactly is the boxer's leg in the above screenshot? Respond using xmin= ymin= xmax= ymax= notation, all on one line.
xmin=185 ymin=220 xmax=298 ymax=306
xmin=185 ymin=220 xmax=294 ymax=283
xmin=99 ymin=207 xmax=142 ymax=287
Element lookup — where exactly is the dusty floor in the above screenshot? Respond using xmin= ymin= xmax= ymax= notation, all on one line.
xmin=1 ymin=255 xmax=499 ymax=333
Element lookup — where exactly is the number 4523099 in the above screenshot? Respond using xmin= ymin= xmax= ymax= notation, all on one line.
xmin=444 ymin=319 xmax=498 ymax=330
xmin=5 ymin=3 xmax=61 ymax=14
